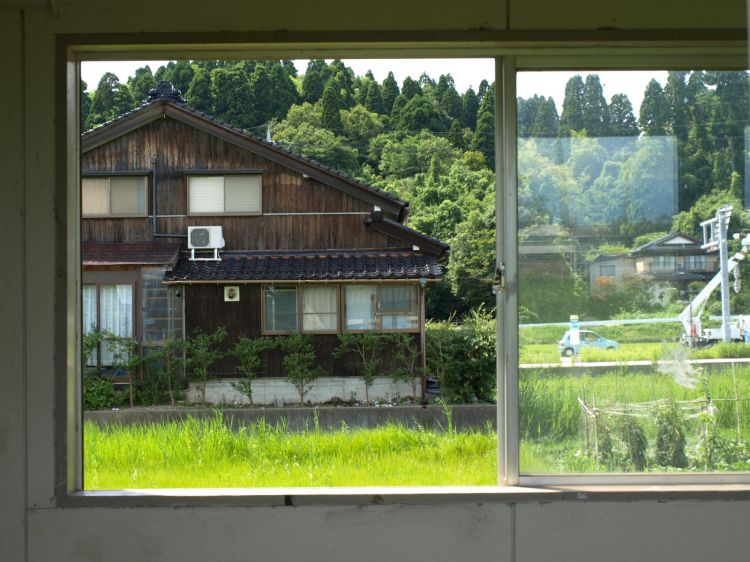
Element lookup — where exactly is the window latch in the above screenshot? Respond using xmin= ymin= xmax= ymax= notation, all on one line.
xmin=492 ymin=263 xmax=505 ymax=295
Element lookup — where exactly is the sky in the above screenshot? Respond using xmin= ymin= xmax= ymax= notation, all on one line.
xmin=81 ymin=59 xmax=667 ymax=114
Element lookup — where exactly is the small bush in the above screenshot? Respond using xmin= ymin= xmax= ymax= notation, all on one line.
xmin=426 ymin=307 xmax=495 ymax=403
xmin=83 ymin=374 xmax=122 ymax=410
xmin=183 ymin=327 xmax=227 ymax=406
xmin=654 ymin=399 xmax=688 ymax=468
xmin=279 ymin=334 xmax=323 ymax=404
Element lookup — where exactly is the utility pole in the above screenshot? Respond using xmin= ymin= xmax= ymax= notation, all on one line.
xmin=701 ymin=205 xmax=733 ymax=342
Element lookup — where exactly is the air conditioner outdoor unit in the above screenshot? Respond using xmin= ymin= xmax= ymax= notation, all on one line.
xmin=188 ymin=226 xmax=225 ymax=261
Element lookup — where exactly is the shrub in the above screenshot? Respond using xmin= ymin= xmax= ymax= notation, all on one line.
xmin=334 ymin=333 xmax=390 ymax=404
xmin=617 ymin=413 xmax=648 ymax=471
xmin=426 ymin=307 xmax=495 ymax=403
xmin=142 ymin=337 xmax=185 ymax=406
xmin=230 ymin=336 xmax=276 ymax=405
xmin=83 ymin=374 xmax=121 ymax=410
xmin=390 ymin=334 xmax=423 ymax=400
xmin=279 ymin=334 xmax=323 ymax=405
xmin=183 ymin=327 xmax=227 ymax=406
xmin=654 ymin=398 xmax=688 ymax=468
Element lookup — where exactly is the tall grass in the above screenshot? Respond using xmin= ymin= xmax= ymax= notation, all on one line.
xmin=84 ymin=415 xmax=497 ymax=489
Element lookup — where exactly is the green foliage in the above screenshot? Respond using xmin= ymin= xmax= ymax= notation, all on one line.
xmin=671 ymin=189 xmax=748 ymax=238
xmin=142 ymin=337 xmax=184 ymax=407
xmin=83 ymin=374 xmax=122 ymax=411
xmin=558 ymin=74 xmax=585 ymax=135
xmin=334 ymin=333 xmax=390 ymax=403
xmin=272 ymin=119 xmax=359 ymax=176
xmin=655 ymin=399 xmax=688 ymax=468
xmin=617 ymin=414 xmax=648 ymax=471
xmin=183 ymin=327 xmax=227 ymax=406
xmin=127 ymin=66 xmax=156 ymax=104
xmin=278 ymin=334 xmax=323 ymax=405
xmin=85 ymin=72 xmax=135 ymax=129
xmin=106 ymin=332 xmax=142 ymax=408
xmin=186 ymin=67 xmax=213 ymax=112
xmin=390 ymin=334 xmax=423 ymax=399
xmin=425 ymin=307 xmax=496 ymax=403
xmin=230 ymin=336 xmax=276 ymax=405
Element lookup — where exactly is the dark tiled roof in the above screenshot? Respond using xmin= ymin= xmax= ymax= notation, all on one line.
xmin=164 ymin=250 xmax=443 ymax=283
xmin=83 ymin=243 xmax=181 ymax=266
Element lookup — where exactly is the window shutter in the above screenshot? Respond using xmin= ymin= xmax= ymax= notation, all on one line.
xmin=189 ymin=176 xmax=224 ymax=214
xmin=225 ymin=175 xmax=261 ymax=213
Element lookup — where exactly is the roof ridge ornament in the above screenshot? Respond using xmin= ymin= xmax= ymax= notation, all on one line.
xmin=147 ymin=81 xmax=186 ymax=104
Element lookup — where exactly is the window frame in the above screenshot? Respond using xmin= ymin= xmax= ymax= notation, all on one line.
xmin=61 ymin=41 xmax=750 ymax=507
xmin=187 ymin=173 xmax=263 ymax=216
xmin=81 ymin=174 xmax=149 ymax=218
xmin=342 ymin=283 xmax=421 ymax=334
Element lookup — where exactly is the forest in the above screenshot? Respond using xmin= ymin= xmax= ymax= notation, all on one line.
xmin=81 ymin=60 xmax=750 ymax=322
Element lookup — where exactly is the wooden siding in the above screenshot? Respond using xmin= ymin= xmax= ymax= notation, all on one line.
xmin=81 ymin=117 xmax=403 ymax=250
xmin=185 ymin=284 xmax=420 ymax=379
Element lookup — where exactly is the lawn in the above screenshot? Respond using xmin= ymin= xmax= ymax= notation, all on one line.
xmin=84 ymin=416 xmax=498 ymax=488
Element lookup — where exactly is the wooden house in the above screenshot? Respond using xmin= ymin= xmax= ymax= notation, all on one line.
xmin=81 ymin=81 xmax=449 ymax=402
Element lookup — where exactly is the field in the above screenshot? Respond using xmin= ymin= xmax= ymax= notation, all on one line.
xmin=84 ymin=363 xmax=750 ymax=488
xmin=84 ymin=415 xmax=497 ymax=488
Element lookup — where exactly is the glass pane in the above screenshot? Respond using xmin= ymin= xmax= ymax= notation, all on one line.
xmin=225 ymin=175 xmax=261 ymax=213
xmin=110 ymin=176 xmax=146 ymax=215
xmin=82 ymin=177 xmax=109 ymax=215
xmin=344 ymin=285 xmax=377 ymax=331
xmin=82 ymin=284 xmax=98 ymax=366
xmin=518 ymin=69 xmax=750 ymax=474
xmin=302 ymin=285 xmax=337 ymax=331
xmin=99 ymin=284 xmax=133 ymax=365
xmin=379 ymin=284 xmax=418 ymax=330
xmin=142 ymin=268 xmax=176 ymax=343
xmin=264 ymin=286 xmax=298 ymax=332
xmin=189 ymin=176 xmax=224 ymax=213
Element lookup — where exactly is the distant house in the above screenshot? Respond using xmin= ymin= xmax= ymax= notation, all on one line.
xmin=589 ymin=232 xmax=717 ymax=299
xmin=80 ymin=82 xmax=449 ymax=403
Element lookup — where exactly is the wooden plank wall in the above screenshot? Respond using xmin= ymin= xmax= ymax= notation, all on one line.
xmin=81 ymin=118 xmax=402 ymax=250
xmin=185 ymin=284 xmax=420 ymax=379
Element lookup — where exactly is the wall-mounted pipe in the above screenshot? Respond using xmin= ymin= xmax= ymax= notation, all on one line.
xmin=151 ymin=155 xmax=187 ymax=239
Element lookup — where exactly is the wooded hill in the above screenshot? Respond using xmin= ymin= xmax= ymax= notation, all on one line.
xmin=81 ymin=61 xmax=749 ymax=322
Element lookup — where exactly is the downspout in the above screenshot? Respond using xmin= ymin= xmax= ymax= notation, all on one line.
xmin=151 ymin=155 xmax=187 ymax=239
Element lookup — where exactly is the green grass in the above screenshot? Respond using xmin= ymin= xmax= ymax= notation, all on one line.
xmin=84 ymin=416 xmax=498 ymax=489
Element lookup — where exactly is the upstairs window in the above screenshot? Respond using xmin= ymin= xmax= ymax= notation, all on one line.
xmin=188 ymin=175 xmax=262 ymax=215
xmin=82 ymin=176 xmax=147 ymax=217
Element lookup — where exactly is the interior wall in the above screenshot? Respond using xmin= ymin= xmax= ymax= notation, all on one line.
xmin=0 ymin=1 xmax=748 ymax=561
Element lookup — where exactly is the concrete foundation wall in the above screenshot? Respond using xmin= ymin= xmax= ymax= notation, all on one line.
xmin=187 ymin=376 xmax=419 ymax=405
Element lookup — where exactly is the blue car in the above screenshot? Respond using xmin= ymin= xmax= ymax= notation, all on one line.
xmin=558 ymin=330 xmax=619 ymax=357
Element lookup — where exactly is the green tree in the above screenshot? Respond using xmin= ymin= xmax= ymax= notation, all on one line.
xmin=302 ymin=66 xmax=325 ymax=103
xmin=558 ymin=74 xmax=585 ymax=135
xmin=266 ymin=61 xmax=301 ymax=119
xmin=186 ymin=67 xmax=213 ymax=113
xmin=168 ymin=60 xmax=195 ymax=96
xmin=320 ymin=76 xmax=345 ymax=131
xmin=639 ymin=79 xmax=670 ymax=136
xmin=278 ymin=334 xmax=322 ymax=405
xmin=142 ymin=336 xmax=184 ymax=407
xmin=608 ymin=93 xmax=639 ymax=136
xmin=86 ymin=73 xmax=135 ymax=129
xmin=401 ymin=76 xmax=422 ymax=99
xmin=470 ymin=86 xmax=495 ymax=169
xmin=381 ymin=71 xmax=400 ymax=114
xmin=210 ymin=66 xmax=254 ymax=129
xmin=230 ymin=336 xmax=276 ymax=405
xmin=581 ymin=74 xmax=610 ymax=136
xmin=447 ymin=207 xmax=495 ymax=311
xmin=183 ymin=327 xmax=227 ymax=406
xmin=272 ymin=121 xmax=359 ymax=176
xmin=80 ymin=79 xmax=92 ymax=131
xmin=364 ymin=80 xmax=384 ymax=115
xmin=461 ymin=87 xmax=480 ymax=130
xmin=128 ymin=65 xmax=156 ymax=104
xmin=334 ymin=333 xmax=389 ymax=404
xmin=340 ymin=104 xmax=384 ymax=157
xmin=395 ymin=94 xmax=446 ymax=134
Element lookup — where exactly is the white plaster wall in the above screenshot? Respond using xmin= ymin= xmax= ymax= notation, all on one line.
xmin=1 ymin=1 xmax=748 ymax=562
xmin=188 ymin=377 xmax=419 ymax=405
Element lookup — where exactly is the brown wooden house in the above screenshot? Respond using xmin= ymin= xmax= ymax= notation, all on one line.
xmin=80 ymin=82 xmax=448 ymax=401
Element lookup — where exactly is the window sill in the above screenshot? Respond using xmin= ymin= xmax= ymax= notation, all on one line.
xmin=61 ymin=483 xmax=750 ymax=508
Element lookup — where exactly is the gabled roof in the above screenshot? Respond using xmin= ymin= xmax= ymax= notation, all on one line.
xmin=81 ymin=84 xmax=408 ymax=221
xmin=630 ymin=232 xmax=704 ymax=256
xmin=163 ymin=249 xmax=443 ymax=284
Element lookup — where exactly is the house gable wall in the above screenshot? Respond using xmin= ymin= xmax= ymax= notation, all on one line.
xmin=82 ymin=116 xmax=402 ymax=250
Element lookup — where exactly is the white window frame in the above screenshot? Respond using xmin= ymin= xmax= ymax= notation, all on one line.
xmin=187 ymin=174 xmax=262 ymax=216
xmin=62 ymin=44 xmax=750 ymax=509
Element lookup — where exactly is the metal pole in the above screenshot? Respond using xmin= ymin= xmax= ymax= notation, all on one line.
xmin=719 ymin=208 xmax=732 ymax=342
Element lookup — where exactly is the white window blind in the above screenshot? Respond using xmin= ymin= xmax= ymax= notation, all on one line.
xmin=189 ymin=175 xmax=262 ymax=214
xmin=82 ymin=178 xmax=109 ymax=216
xmin=189 ymin=176 xmax=224 ymax=214
xmin=344 ymin=285 xmax=377 ymax=331
xmin=110 ymin=177 xmax=146 ymax=215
